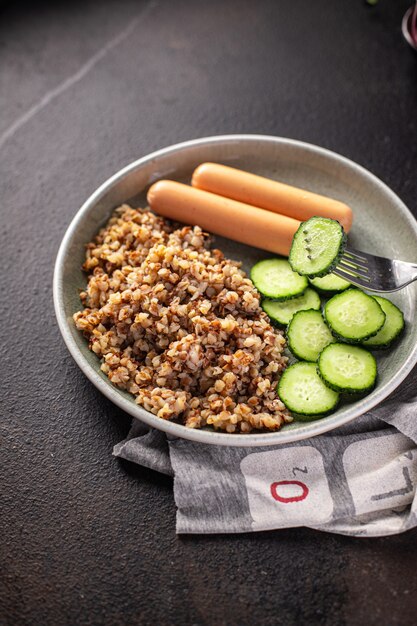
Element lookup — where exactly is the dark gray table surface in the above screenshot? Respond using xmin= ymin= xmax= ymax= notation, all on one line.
xmin=2 ymin=1 xmax=417 ymax=624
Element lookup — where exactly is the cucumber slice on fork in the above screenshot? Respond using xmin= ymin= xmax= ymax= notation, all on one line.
xmin=289 ymin=217 xmax=346 ymax=277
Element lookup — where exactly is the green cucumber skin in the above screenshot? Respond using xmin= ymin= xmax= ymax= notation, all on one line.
xmin=361 ymin=297 xmax=405 ymax=349
xmin=277 ymin=362 xmax=339 ymax=416
xmin=325 ymin=326 xmax=384 ymax=344
xmin=253 ymin=285 xmax=307 ymax=302
xmin=286 ymin=310 xmax=334 ymax=362
xmin=279 ymin=399 xmax=339 ymax=418
xmin=287 ymin=334 xmax=311 ymax=362
xmin=324 ymin=289 xmax=386 ymax=343
xmin=307 ymin=283 xmax=348 ymax=295
xmin=308 ymin=275 xmax=351 ymax=294
xmin=363 ymin=329 xmax=404 ymax=350
xmin=317 ymin=367 xmax=377 ymax=395
xmin=250 ymin=259 xmax=308 ymax=301
xmin=262 ymin=288 xmax=321 ymax=327
xmin=289 ymin=218 xmax=347 ymax=278
xmin=263 ymin=311 xmax=287 ymax=329
xmin=317 ymin=344 xmax=377 ymax=394
xmin=291 ymin=412 xmax=336 ymax=422
xmin=278 ymin=396 xmax=339 ymax=418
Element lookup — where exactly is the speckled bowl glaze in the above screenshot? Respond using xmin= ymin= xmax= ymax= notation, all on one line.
xmin=54 ymin=135 xmax=417 ymax=447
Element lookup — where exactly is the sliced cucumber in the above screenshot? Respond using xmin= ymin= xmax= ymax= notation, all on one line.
xmin=309 ymin=273 xmax=351 ymax=294
xmin=324 ymin=289 xmax=385 ymax=342
xmin=289 ymin=217 xmax=346 ymax=277
xmin=251 ymin=258 xmax=308 ymax=300
xmin=362 ymin=296 xmax=405 ymax=349
xmin=278 ymin=362 xmax=339 ymax=416
xmin=262 ymin=287 xmax=321 ymax=326
xmin=318 ymin=343 xmax=377 ymax=393
xmin=287 ymin=310 xmax=336 ymax=362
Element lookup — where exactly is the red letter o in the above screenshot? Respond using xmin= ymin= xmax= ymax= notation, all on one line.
xmin=270 ymin=480 xmax=309 ymax=503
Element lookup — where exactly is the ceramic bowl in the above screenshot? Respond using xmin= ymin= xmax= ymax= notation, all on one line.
xmin=402 ymin=6 xmax=417 ymax=51
xmin=53 ymin=135 xmax=417 ymax=447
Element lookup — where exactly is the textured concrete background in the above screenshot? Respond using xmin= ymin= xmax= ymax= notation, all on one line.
xmin=1 ymin=0 xmax=417 ymax=624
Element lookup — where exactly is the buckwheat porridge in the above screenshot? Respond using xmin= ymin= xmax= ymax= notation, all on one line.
xmin=74 ymin=205 xmax=291 ymax=433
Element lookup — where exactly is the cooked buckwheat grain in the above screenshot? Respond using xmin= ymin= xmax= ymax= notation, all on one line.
xmin=74 ymin=205 xmax=291 ymax=433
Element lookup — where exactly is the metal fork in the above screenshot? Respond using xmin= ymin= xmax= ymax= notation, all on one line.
xmin=334 ymin=247 xmax=417 ymax=293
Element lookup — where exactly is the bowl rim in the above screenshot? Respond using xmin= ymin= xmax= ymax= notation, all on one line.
xmin=53 ymin=134 xmax=417 ymax=447
xmin=402 ymin=6 xmax=417 ymax=51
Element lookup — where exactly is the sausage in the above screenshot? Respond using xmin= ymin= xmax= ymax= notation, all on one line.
xmin=147 ymin=180 xmax=301 ymax=256
xmin=192 ymin=162 xmax=353 ymax=232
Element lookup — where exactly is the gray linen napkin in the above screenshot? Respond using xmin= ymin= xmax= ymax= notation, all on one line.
xmin=114 ymin=366 xmax=417 ymax=537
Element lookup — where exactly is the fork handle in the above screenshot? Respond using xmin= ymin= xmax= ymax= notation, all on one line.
xmin=394 ymin=259 xmax=417 ymax=289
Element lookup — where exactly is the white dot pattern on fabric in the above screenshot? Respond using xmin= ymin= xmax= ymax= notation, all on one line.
xmin=240 ymin=446 xmax=334 ymax=530
xmin=343 ymin=433 xmax=416 ymax=516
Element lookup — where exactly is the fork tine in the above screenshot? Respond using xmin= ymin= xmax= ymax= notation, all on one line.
xmin=339 ymin=256 xmax=369 ymax=272
xmin=346 ymin=246 xmax=393 ymax=264
xmin=336 ymin=246 xmax=416 ymax=293
xmin=344 ymin=247 xmax=368 ymax=262
xmin=338 ymin=258 xmax=370 ymax=277
xmin=333 ymin=267 xmax=372 ymax=287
